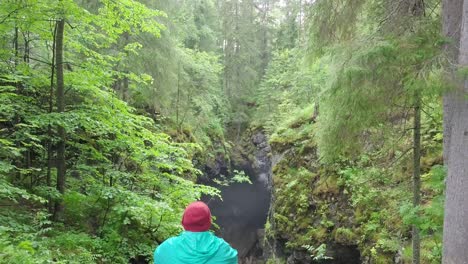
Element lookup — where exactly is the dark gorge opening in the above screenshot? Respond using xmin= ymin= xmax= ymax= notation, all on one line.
xmin=201 ymin=132 xmax=274 ymax=263
xmin=206 ymin=175 xmax=271 ymax=261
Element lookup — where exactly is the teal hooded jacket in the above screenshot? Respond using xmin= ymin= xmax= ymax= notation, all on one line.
xmin=154 ymin=231 xmax=238 ymax=264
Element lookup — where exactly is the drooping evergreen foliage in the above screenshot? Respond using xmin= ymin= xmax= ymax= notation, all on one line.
xmin=256 ymin=0 xmax=446 ymax=263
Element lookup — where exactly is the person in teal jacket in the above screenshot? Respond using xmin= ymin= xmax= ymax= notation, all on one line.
xmin=154 ymin=201 xmax=238 ymax=264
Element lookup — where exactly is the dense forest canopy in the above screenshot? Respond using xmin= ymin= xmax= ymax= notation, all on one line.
xmin=1 ymin=0 xmax=467 ymax=263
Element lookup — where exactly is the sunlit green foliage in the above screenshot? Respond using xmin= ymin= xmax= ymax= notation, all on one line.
xmin=0 ymin=0 xmax=219 ymax=262
xmin=121 ymin=0 xmax=228 ymax=152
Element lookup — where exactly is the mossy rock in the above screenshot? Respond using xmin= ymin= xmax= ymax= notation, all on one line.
xmin=298 ymin=218 xmax=312 ymax=230
xmin=372 ymin=254 xmax=395 ymax=264
xmin=305 ymin=227 xmax=328 ymax=243
xmin=421 ymin=153 xmax=443 ymax=172
xmin=333 ymin=227 xmax=358 ymax=245
xmin=313 ymin=175 xmax=340 ymax=196
xmin=266 ymin=258 xmax=286 ymax=264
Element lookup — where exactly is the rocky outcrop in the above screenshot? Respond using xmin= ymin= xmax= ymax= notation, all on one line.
xmin=263 ymin=119 xmax=362 ymax=264
xmin=250 ymin=132 xmax=273 ymax=188
xmin=203 ymin=126 xmax=362 ymax=264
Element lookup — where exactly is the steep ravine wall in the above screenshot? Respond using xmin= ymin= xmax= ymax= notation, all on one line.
xmin=203 ymin=127 xmax=362 ymax=264
xmin=263 ymin=125 xmax=362 ymax=264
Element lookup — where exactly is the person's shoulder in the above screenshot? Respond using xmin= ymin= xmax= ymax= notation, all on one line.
xmin=154 ymin=235 xmax=182 ymax=263
xmin=156 ymin=235 xmax=180 ymax=251
xmin=213 ymin=235 xmax=231 ymax=246
xmin=214 ymin=235 xmax=238 ymax=255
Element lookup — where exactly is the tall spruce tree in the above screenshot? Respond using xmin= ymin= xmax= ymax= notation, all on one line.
xmin=307 ymin=1 xmax=440 ymax=263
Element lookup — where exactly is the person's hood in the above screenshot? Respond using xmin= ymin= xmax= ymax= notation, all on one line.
xmin=155 ymin=231 xmax=237 ymax=264
xmin=177 ymin=232 xmax=221 ymax=261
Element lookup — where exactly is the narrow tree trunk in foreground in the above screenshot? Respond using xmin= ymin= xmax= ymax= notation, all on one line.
xmin=14 ymin=26 xmax=18 ymax=67
xmin=47 ymin=22 xmax=58 ymax=215
xmin=412 ymin=93 xmax=421 ymax=264
xmin=409 ymin=2 xmax=425 ymax=262
xmin=53 ymin=18 xmax=66 ymax=221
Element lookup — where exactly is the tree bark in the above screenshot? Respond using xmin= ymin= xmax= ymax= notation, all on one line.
xmin=442 ymin=0 xmax=464 ymax=165
xmin=47 ymin=22 xmax=58 ymax=215
xmin=176 ymin=62 xmax=180 ymax=131
xmin=53 ymin=18 xmax=66 ymax=221
xmin=23 ymin=31 xmax=30 ymax=63
xmin=409 ymin=2 xmax=425 ymax=263
xmin=443 ymin=0 xmax=468 ymax=263
xmin=122 ymin=32 xmax=129 ymax=101
xmin=412 ymin=93 xmax=421 ymax=264
xmin=14 ymin=26 xmax=18 ymax=67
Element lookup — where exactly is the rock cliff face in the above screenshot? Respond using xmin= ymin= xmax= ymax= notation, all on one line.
xmin=262 ymin=120 xmax=362 ymax=264
xmin=204 ymin=127 xmax=362 ymax=264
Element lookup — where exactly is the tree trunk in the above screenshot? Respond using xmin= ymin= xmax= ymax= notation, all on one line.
xmin=14 ymin=26 xmax=18 ymax=67
xmin=122 ymin=32 xmax=129 ymax=101
xmin=442 ymin=0 xmax=468 ymax=263
xmin=299 ymin=0 xmax=303 ymax=40
xmin=23 ymin=31 xmax=30 ymax=63
xmin=311 ymin=101 xmax=319 ymax=123
xmin=53 ymin=18 xmax=66 ymax=221
xmin=408 ymin=2 xmax=425 ymax=262
xmin=442 ymin=0 xmax=464 ymax=165
xmin=260 ymin=0 xmax=270 ymax=74
xmin=412 ymin=93 xmax=421 ymax=264
xmin=47 ymin=22 xmax=57 ymax=215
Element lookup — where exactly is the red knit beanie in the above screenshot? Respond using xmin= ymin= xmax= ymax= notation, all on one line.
xmin=182 ymin=201 xmax=212 ymax=232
